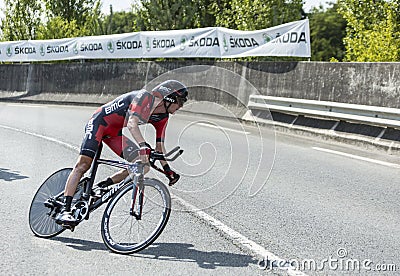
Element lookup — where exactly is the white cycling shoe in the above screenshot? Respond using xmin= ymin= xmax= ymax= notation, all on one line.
xmin=55 ymin=210 xmax=77 ymax=226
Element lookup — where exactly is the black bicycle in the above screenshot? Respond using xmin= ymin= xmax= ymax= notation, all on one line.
xmin=28 ymin=143 xmax=183 ymax=254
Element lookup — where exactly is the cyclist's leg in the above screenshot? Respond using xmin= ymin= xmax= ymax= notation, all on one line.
xmin=56 ymin=155 xmax=94 ymax=225
xmin=102 ymin=134 xmax=142 ymax=184
xmin=56 ymin=117 xmax=102 ymax=224
xmin=64 ymin=122 xmax=102 ymax=198
xmin=64 ymin=155 xmax=93 ymax=197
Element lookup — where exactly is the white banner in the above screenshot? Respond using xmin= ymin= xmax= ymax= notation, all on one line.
xmin=0 ymin=19 xmax=310 ymax=62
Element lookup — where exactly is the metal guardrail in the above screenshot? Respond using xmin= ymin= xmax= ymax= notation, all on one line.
xmin=246 ymin=95 xmax=400 ymax=129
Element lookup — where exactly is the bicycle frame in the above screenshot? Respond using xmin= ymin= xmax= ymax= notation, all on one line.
xmin=48 ymin=143 xmax=144 ymax=220
xmin=84 ymin=143 xmax=145 ymax=216
xmin=50 ymin=143 xmax=182 ymax=223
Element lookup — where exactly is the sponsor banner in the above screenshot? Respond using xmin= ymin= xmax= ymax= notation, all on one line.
xmin=0 ymin=19 xmax=310 ymax=61
xmin=141 ymin=27 xmax=221 ymax=58
xmin=0 ymin=40 xmax=45 ymax=62
xmin=73 ymin=32 xmax=142 ymax=59
xmin=220 ymin=19 xmax=310 ymax=57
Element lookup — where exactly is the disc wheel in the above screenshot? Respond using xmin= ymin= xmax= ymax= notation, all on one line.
xmin=29 ymin=168 xmax=83 ymax=238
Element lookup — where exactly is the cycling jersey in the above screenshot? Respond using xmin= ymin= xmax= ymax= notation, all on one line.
xmin=80 ymin=90 xmax=169 ymax=160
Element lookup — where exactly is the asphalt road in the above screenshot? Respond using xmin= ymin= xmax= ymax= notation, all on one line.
xmin=0 ymin=102 xmax=399 ymax=275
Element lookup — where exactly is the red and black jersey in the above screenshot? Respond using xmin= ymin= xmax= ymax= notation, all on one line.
xmin=80 ymin=89 xmax=169 ymax=159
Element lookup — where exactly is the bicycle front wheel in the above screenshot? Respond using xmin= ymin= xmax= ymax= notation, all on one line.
xmin=101 ymin=178 xmax=171 ymax=254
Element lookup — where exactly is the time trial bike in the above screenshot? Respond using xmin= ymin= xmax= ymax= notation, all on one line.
xmin=28 ymin=143 xmax=183 ymax=254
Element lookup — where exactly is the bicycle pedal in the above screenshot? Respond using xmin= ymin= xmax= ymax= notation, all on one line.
xmin=62 ymin=224 xmax=75 ymax=232
xmin=44 ymin=200 xmax=53 ymax=208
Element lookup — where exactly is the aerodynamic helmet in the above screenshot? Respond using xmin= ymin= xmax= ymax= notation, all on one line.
xmin=152 ymin=80 xmax=188 ymax=107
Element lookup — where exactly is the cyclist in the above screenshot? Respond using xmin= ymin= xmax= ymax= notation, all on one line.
xmin=55 ymin=80 xmax=188 ymax=226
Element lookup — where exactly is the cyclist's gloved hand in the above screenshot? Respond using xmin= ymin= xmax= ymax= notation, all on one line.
xmin=139 ymin=142 xmax=152 ymax=164
xmin=163 ymin=163 xmax=180 ymax=186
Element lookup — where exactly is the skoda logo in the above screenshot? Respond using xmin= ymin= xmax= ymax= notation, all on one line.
xmin=73 ymin=43 xmax=79 ymax=54
xmin=146 ymin=37 xmax=151 ymax=52
xmin=263 ymin=33 xmax=273 ymax=43
xmin=180 ymin=36 xmax=187 ymax=51
xmin=40 ymin=44 xmax=45 ymax=56
xmin=107 ymin=40 xmax=115 ymax=53
xmin=6 ymin=46 xmax=12 ymax=57
xmin=223 ymin=34 xmax=228 ymax=52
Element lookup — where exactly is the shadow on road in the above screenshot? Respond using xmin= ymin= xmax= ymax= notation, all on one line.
xmin=139 ymin=242 xmax=256 ymax=269
xmin=52 ymin=237 xmax=255 ymax=269
xmin=52 ymin=236 xmax=106 ymax=251
xmin=0 ymin=167 xmax=29 ymax=182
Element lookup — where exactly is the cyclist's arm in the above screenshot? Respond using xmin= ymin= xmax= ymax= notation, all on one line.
xmin=152 ymin=116 xmax=169 ymax=166
xmin=126 ymin=115 xmax=146 ymax=145
xmin=127 ymin=92 xmax=159 ymax=145
xmin=155 ymin=142 xmax=168 ymax=167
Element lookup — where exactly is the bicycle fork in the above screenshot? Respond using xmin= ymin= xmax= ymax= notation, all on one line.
xmin=129 ymin=164 xmax=145 ymax=220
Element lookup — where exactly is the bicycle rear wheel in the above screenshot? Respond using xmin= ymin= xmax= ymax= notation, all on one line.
xmin=101 ymin=178 xmax=171 ymax=254
xmin=29 ymin=168 xmax=84 ymax=238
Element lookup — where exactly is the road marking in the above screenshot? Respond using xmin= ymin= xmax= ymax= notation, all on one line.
xmin=6 ymin=103 xmax=48 ymax=108
xmin=0 ymin=125 xmax=79 ymax=152
xmin=197 ymin=122 xmax=250 ymax=135
xmin=312 ymin=147 xmax=400 ymax=169
xmin=172 ymin=195 xmax=307 ymax=276
xmin=0 ymin=123 xmax=307 ymax=275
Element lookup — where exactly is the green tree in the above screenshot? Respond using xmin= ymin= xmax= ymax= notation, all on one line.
xmin=1 ymin=0 xmax=43 ymax=40
xmin=338 ymin=0 xmax=400 ymax=61
xmin=213 ymin=0 xmax=304 ymax=30
xmin=36 ymin=17 xmax=85 ymax=39
xmin=133 ymin=0 xmax=204 ymax=31
xmin=308 ymin=3 xmax=346 ymax=61
xmin=103 ymin=10 xmax=137 ymax=34
xmin=197 ymin=0 xmax=217 ymax=27
xmin=44 ymin=0 xmax=99 ymax=26
xmin=38 ymin=0 xmax=103 ymax=39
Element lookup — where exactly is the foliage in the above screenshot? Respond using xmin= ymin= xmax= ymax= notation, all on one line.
xmin=213 ymin=0 xmax=304 ymax=30
xmin=133 ymin=0 xmax=202 ymax=31
xmin=308 ymin=3 xmax=346 ymax=61
xmin=0 ymin=0 xmax=103 ymax=40
xmin=103 ymin=11 xmax=137 ymax=34
xmin=338 ymin=0 xmax=400 ymax=61
xmin=1 ymin=0 xmax=43 ymax=40
xmin=36 ymin=17 xmax=83 ymax=39
xmin=40 ymin=0 xmax=103 ymax=38
xmin=43 ymin=0 xmax=99 ymax=26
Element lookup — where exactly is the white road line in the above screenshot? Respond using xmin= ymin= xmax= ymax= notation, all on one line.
xmin=6 ymin=103 xmax=48 ymax=108
xmin=312 ymin=147 xmax=400 ymax=169
xmin=0 ymin=123 xmax=308 ymax=275
xmin=173 ymin=195 xmax=308 ymax=276
xmin=0 ymin=125 xmax=79 ymax=152
xmin=197 ymin=122 xmax=250 ymax=135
